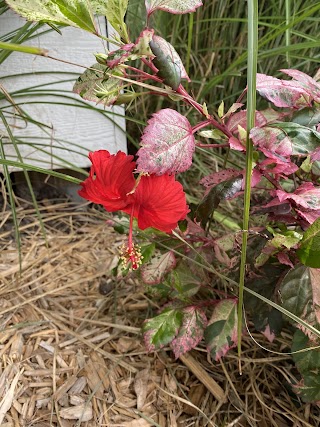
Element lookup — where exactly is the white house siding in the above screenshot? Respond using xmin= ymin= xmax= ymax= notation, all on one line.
xmin=0 ymin=11 xmax=127 ymax=172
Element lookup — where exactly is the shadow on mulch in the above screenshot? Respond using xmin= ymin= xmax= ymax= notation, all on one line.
xmin=0 ymin=192 xmax=319 ymax=426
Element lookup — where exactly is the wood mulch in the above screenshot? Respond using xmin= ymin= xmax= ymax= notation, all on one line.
xmin=0 ymin=194 xmax=319 ymax=426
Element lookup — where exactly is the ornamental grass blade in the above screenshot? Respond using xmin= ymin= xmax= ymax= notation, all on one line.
xmin=145 ymin=0 xmax=202 ymax=16
xmin=0 ymin=111 xmax=48 ymax=246
xmin=6 ymin=0 xmax=98 ymax=33
xmin=204 ymin=299 xmax=238 ymax=361
xmin=136 ymin=108 xmax=195 ymax=174
xmin=297 ymin=218 xmax=320 ymax=267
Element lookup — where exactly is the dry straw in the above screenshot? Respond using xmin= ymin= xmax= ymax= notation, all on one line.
xmin=0 ymin=193 xmax=319 ymax=426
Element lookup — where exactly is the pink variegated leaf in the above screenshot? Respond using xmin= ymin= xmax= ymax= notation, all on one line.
xmin=250 ymin=123 xmax=320 ymax=159
xmin=280 ymin=69 xmax=320 ymax=103
xmin=141 ymin=251 xmax=176 ymax=285
xmin=256 ymin=73 xmax=312 ymax=109
xmin=311 ymin=147 xmax=320 ymax=161
xmin=277 ymin=252 xmax=294 ymax=268
xmin=151 ymin=35 xmax=190 ymax=82
xmin=134 ymin=28 xmax=154 ymax=56
xmin=261 ymin=324 xmax=276 ymax=343
xmin=296 ymin=209 xmax=320 ymax=225
xmin=229 ymin=136 xmax=246 ymax=151
xmin=105 ymin=29 xmax=154 ymax=68
xmin=171 ymin=306 xmax=207 ymax=359
xmin=204 ymin=299 xmax=238 ymax=361
xmin=200 ymin=168 xmax=261 ymax=190
xmin=137 ymin=109 xmax=195 ymax=174
xmin=276 ymin=183 xmax=320 ymax=211
xmin=258 ymin=158 xmax=299 ymax=176
xmin=106 ymin=43 xmax=134 ymax=68
xmin=143 ymin=307 xmax=183 ymax=352
xmin=145 ymin=0 xmax=202 ymax=17
xmin=226 ymin=108 xmax=286 ymax=134
xmin=200 ymin=168 xmax=241 ymax=188
xmin=250 ymin=126 xmax=292 ymax=158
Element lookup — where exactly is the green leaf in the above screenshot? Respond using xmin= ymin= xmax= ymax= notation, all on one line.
xmin=280 ymin=265 xmax=316 ymax=330
xmin=141 ymin=251 xmax=176 ymax=285
xmin=168 ymin=262 xmax=201 ymax=299
xmin=267 ymin=228 xmax=302 ymax=249
xmin=297 ymin=218 xmax=320 ymax=268
xmin=292 ymin=329 xmax=320 ymax=374
xmin=140 ymin=243 xmax=156 ymax=265
xmin=251 ymin=122 xmax=320 ymax=158
xmin=149 ymin=35 xmax=189 ymax=89
xmin=204 ymin=299 xmax=238 ymax=361
xmin=272 ymin=122 xmax=320 ymax=156
xmin=6 ymin=0 xmax=98 ymax=33
xmin=195 ymin=176 xmax=242 ymax=228
xmin=143 ymin=308 xmax=183 ymax=351
xmin=73 ymin=63 xmax=123 ymax=106
xmin=292 ymin=107 xmax=320 ymax=128
xmin=295 ymin=373 xmax=320 ymax=403
xmin=105 ymin=0 xmax=129 ymax=42
xmin=244 ymin=264 xmax=286 ymax=337
xmin=145 ymin=0 xmax=203 ymax=16
xmin=150 ymin=38 xmax=181 ymax=90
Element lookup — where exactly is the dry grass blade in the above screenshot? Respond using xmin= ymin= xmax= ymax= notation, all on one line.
xmin=179 ymin=353 xmax=225 ymax=402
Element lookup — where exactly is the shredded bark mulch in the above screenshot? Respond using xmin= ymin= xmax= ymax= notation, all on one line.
xmin=0 ymin=193 xmax=319 ymax=426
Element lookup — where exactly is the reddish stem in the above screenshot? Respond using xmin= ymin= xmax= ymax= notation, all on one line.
xmin=126 ymin=65 xmax=162 ymax=83
xmin=196 ymin=143 xmax=230 ymax=148
xmin=177 ymin=85 xmax=233 ymax=139
xmin=141 ymin=57 xmax=158 ymax=74
xmin=128 ymin=204 xmax=135 ymax=250
xmin=257 ymin=167 xmax=282 ymax=190
xmin=192 ymin=119 xmax=212 ymax=134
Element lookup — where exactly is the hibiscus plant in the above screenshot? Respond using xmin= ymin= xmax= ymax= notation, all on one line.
xmin=5 ymin=0 xmax=320 ymax=403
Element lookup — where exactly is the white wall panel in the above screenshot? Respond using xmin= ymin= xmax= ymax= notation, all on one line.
xmin=0 ymin=11 xmax=126 ymax=172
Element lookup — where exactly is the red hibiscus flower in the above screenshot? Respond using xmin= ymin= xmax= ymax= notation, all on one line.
xmin=79 ymin=150 xmax=189 ymax=269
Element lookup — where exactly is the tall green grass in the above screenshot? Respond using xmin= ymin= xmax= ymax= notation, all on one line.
xmin=127 ymin=0 xmax=320 ymax=110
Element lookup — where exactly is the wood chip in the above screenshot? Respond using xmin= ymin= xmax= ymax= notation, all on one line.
xmin=59 ymin=403 xmax=93 ymax=422
xmin=179 ymin=353 xmax=225 ymax=402
xmin=134 ymin=369 xmax=149 ymax=410
xmin=0 ymin=368 xmax=23 ymax=424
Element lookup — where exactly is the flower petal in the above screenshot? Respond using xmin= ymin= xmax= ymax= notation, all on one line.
xmin=79 ymin=150 xmax=136 ymax=211
xmin=132 ymin=174 xmax=189 ymax=232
